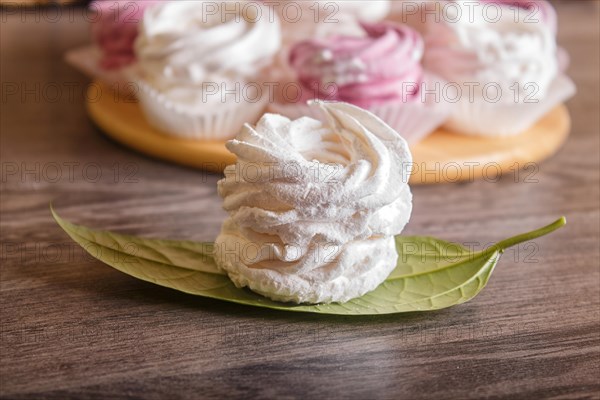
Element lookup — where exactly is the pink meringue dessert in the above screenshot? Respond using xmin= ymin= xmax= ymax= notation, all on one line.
xmin=65 ymin=0 xmax=161 ymax=88
xmin=269 ymin=22 xmax=449 ymax=144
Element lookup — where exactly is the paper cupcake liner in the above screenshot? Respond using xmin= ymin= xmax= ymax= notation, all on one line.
xmin=134 ymin=77 xmax=268 ymax=141
xmin=443 ymin=74 xmax=576 ymax=137
xmin=268 ymin=72 xmax=450 ymax=143
xmin=65 ymin=45 xmax=132 ymax=90
xmin=558 ymin=47 xmax=570 ymax=72
xmin=268 ymin=96 xmax=449 ymax=144
xmin=364 ymin=99 xmax=450 ymax=144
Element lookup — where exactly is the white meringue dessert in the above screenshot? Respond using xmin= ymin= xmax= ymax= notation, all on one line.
xmin=132 ymin=1 xmax=281 ymax=140
xmin=423 ymin=0 xmax=575 ymax=136
xmin=214 ymin=101 xmax=413 ymax=304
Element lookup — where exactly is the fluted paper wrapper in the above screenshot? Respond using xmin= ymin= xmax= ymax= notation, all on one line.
xmin=269 ymin=97 xmax=449 ymax=144
xmin=443 ymin=74 xmax=576 ymax=137
xmin=135 ymin=78 xmax=268 ymax=141
xmin=65 ymin=46 xmax=132 ymax=91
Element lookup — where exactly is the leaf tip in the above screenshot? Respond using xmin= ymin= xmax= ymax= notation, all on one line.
xmin=558 ymin=216 xmax=567 ymax=227
xmin=49 ymin=203 xmax=61 ymax=224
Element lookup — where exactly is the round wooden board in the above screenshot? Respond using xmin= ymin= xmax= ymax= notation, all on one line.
xmin=87 ymin=83 xmax=570 ymax=185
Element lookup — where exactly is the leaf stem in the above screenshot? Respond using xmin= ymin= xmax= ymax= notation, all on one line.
xmin=493 ymin=217 xmax=567 ymax=252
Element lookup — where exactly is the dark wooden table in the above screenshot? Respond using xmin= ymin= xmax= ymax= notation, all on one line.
xmin=1 ymin=2 xmax=599 ymax=399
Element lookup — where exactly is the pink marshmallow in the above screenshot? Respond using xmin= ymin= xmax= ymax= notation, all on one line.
xmin=90 ymin=0 xmax=163 ymax=70
xmin=289 ymin=22 xmax=425 ymax=108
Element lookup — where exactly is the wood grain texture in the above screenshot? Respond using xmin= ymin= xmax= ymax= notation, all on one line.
xmin=1 ymin=2 xmax=599 ymax=399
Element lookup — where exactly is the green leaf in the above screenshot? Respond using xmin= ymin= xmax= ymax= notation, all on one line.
xmin=51 ymin=207 xmax=566 ymax=315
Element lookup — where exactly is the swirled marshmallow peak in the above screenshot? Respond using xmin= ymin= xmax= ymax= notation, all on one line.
xmin=215 ymin=101 xmax=413 ymax=304
xmin=135 ymin=0 xmax=281 ymax=90
xmin=289 ymin=22 xmax=424 ymax=108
